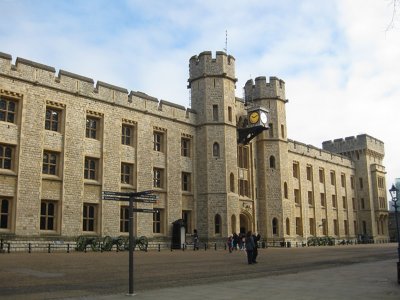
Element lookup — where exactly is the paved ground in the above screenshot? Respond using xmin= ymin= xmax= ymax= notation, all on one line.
xmin=0 ymin=243 xmax=399 ymax=299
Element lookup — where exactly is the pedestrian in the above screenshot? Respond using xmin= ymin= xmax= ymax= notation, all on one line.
xmin=232 ymin=233 xmax=239 ymax=250
xmin=245 ymin=230 xmax=255 ymax=264
xmin=193 ymin=229 xmax=199 ymax=250
xmin=252 ymin=233 xmax=261 ymax=263
xmin=227 ymin=236 xmax=233 ymax=253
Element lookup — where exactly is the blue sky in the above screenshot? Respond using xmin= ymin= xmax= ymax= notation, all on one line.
xmin=1 ymin=0 xmax=400 ymax=198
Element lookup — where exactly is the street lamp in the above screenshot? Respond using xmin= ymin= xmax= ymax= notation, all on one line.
xmin=389 ymin=184 xmax=400 ymax=284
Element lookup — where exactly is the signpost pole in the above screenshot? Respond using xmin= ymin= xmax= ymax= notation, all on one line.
xmin=128 ymin=197 xmax=135 ymax=296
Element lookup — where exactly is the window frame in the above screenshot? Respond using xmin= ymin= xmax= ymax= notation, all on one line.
xmin=121 ymin=162 xmax=134 ymax=185
xmin=83 ymin=203 xmax=97 ymax=232
xmin=84 ymin=157 xmax=99 ymax=181
xmin=0 ymin=97 xmax=17 ymax=124
xmin=0 ymin=198 xmax=10 ymax=229
xmin=42 ymin=151 xmax=59 ymax=176
xmin=121 ymin=124 xmax=135 ymax=146
xmin=0 ymin=144 xmax=13 ymax=170
xmin=40 ymin=201 xmax=56 ymax=231
xmin=153 ymin=168 xmax=164 ymax=189
xmin=45 ymin=107 xmax=61 ymax=132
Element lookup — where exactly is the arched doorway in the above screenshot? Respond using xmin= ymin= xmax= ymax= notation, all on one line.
xmin=239 ymin=211 xmax=252 ymax=234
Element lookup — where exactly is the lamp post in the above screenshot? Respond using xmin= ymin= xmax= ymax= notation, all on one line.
xmin=389 ymin=184 xmax=400 ymax=284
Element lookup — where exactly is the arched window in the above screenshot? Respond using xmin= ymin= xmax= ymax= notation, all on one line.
xmin=286 ymin=218 xmax=290 ymax=235
xmin=215 ymin=214 xmax=221 ymax=235
xmin=272 ymin=218 xmax=278 ymax=235
xmin=213 ymin=142 xmax=220 ymax=157
xmin=284 ymin=182 xmax=288 ymax=199
xmin=269 ymin=156 xmax=276 ymax=169
xmin=229 ymin=173 xmax=235 ymax=192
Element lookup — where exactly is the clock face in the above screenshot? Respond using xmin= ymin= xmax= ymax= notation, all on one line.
xmin=249 ymin=111 xmax=259 ymax=124
xmin=260 ymin=111 xmax=267 ymax=124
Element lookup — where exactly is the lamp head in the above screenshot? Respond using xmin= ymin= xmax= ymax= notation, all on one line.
xmin=389 ymin=184 xmax=398 ymax=200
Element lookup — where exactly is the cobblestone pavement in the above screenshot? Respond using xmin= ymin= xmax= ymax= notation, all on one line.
xmin=0 ymin=244 xmax=398 ymax=299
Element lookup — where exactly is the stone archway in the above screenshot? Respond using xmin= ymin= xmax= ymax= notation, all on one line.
xmin=239 ymin=211 xmax=252 ymax=234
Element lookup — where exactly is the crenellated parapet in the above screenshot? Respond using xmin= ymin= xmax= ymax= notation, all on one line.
xmin=0 ymin=52 xmax=196 ymax=123
xmin=188 ymin=51 xmax=236 ymax=87
xmin=322 ymin=134 xmax=385 ymax=157
xmin=244 ymin=76 xmax=286 ymax=102
xmin=288 ymin=139 xmax=354 ymax=168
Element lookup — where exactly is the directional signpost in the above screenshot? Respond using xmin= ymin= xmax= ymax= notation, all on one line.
xmin=102 ymin=190 xmax=158 ymax=296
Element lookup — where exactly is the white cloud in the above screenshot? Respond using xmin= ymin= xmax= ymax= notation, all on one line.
xmin=1 ymin=0 xmax=399 ymax=189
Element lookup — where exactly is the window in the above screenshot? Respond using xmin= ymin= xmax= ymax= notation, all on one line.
xmin=181 ymin=138 xmax=191 ymax=157
xmin=228 ymin=106 xmax=232 ymax=122
xmin=343 ymin=196 xmax=347 ymax=209
xmin=281 ymin=124 xmax=285 ymax=139
xmin=286 ymin=218 xmax=290 ymax=235
xmin=0 ymin=198 xmax=10 ymax=229
xmin=153 ymin=209 xmax=162 ymax=233
xmin=269 ymin=123 xmax=274 ymax=138
xmin=350 ymin=176 xmax=355 ymax=189
xmin=332 ymin=195 xmax=337 ymax=208
xmin=182 ymin=172 xmax=191 ymax=192
xmin=321 ymin=219 xmax=327 ymax=235
xmin=45 ymin=108 xmax=61 ymax=132
xmin=153 ymin=168 xmax=164 ymax=188
xmin=83 ymin=204 xmax=96 ymax=232
xmin=269 ymin=156 xmax=276 ymax=169
xmin=120 ymin=206 xmax=129 ymax=232
xmin=229 ymin=173 xmax=235 ymax=192
xmin=294 ymin=189 xmax=300 ymax=204
xmin=306 ymin=166 xmax=312 ymax=181
xmin=361 ymin=198 xmax=365 ymax=209
xmin=284 ymin=182 xmax=288 ymax=199
xmin=86 ymin=116 xmax=99 ymax=139
xmin=214 ymin=214 xmax=221 ymax=235
xmin=359 ymin=177 xmax=363 ymax=189
xmin=212 ymin=105 xmax=218 ymax=121
xmin=377 ymin=176 xmax=385 ymax=189
xmin=352 ymin=198 xmax=356 ymax=210
xmin=153 ymin=131 xmax=164 ymax=152
xmin=42 ymin=151 xmax=58 ymax=175
xmin=309 ymin=218 xmax=315 ymax=235
xmin=122 ymin=124 xmax=134 ymax=146
xmin=344 ymin=220 xmax=349 ymax=235
xmin=295 ymin=217 xmax=302 ymax=235
xmin=239 ymin=179 xmax=249 ymax=197
xmin=293 ymin=162 xmax=299 ymax=179
xmin=213 ymin=142 xmax=220 ymax=157
xmin=319 ymin=169 xmax=324 ymax=183
xmin=272 ymin=218 xmax=278 ymax=235
xmin=84 ymin=157 xmax=98 ymax=180
xmin=320 ymin=193 xmax=326 ymax=207
xmin=341 ymin=174 xmax=346 ymax=188
xmin=308 ymin=191 xmax=313 ymax=205
xmin=121 ymin=163 xmax=133 ymax=185
xmin=0 ymin=97 xmax=17 ymax=123
xmin=238 ymin=146 xmax=248 ymax=168
xmin=330 ymin=171 xmax=336 ymax=185
xmin=333 ymin=219 xmax=338 ymax=235
xmin=354 ymin=220 xmax=358 ymax=234
xmin=0 ymin=144 xmax=13 ymax=170
xmin=40 ymin=201 xmax=56 ymax=231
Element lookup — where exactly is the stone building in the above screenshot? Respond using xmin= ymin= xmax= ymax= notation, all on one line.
xmin=0 ymin=50 xmax=389 ymax=246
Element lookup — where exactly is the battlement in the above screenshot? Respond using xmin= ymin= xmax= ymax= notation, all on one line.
xmin=288 ymin=139 xmax=354 ymax=168
xmin=188 ymin=51 xmax=236 ymax=87
xmin=244 ymin=76 xmax=286 ymax=102
xmin=322 ymin=134 xmax=385 ymax=156
xmin=0 ymin=52 xmax=196 ymax=123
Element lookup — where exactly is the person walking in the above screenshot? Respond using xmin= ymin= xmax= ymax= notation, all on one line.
xmin=245 ymin=230 xmax=255 ymax=264
xmin=252 ymin=233 xmax=261 ymax=263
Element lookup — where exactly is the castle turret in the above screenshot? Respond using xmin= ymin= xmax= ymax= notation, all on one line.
xmin=244 ymin=76 xmax=289 ymax=240
xmin=322 ymin=134 xmax=388 ymax=241
xmin=188 ymin=51 xmax=238 ymax=240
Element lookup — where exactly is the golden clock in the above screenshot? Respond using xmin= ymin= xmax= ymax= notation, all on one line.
xmin=249 ymin=111 xmax=259 ymax=124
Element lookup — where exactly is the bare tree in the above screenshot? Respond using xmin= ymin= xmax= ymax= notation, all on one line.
xmin=387 ymin=0 xmax=399 ymax=31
